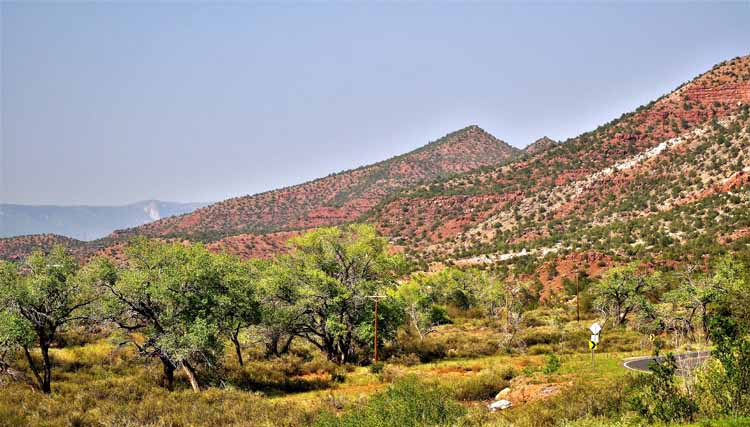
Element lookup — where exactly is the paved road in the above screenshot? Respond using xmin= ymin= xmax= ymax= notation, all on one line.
xmin=623 ymin=350 xmax=711 ymax=374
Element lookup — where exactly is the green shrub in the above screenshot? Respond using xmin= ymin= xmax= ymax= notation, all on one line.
xmin=518 ymin=326 xmax=562 ymax=346
xmin=628 ymin=353 xmax=698 ymax=424
xmin=703 ymin=315 xmax=750 ymax=417
xmin=394 ymin=330 xmax=500 ymax=363
xmin=699 ymin=418 xmax=750 ymax=427
xmin=430 ymin=304 xmax=452 ymax=325
xmin=331 ymin=367 xmax=347 ymax=383
xmin=387 ymin=353 xmax=420 ymax=366
xmin=453 ymin=367 xmax=516 ymax=401
xmin=542 ymin=353 xmax=561 ymax=375
xmin=379 ymin=364 xmax=406 ymax=383
xmin=498 ymin=377 xmax=637 ymax=427
xmin=369 ymin=362 xmax=385 ymax=374
xmin=315 ymin=376 xmax=466 ymax=427
xmin=529 ymin=344 xmax=554 ymax=355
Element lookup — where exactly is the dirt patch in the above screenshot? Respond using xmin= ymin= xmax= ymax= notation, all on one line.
xmin=432 ymin=365 xmax=482 ymax=375
xmin=505 ymin=377 xmax=571 ymax=406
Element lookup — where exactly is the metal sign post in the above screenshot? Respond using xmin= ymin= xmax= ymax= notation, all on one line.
xmin=589 ymin=322 xmax=602 ymax=367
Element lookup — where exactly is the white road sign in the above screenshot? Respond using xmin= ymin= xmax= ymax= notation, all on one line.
xmin=590 ymin=334 xmax=600 ymax=344
xmin=589 ymin=322 xmax=602 ymax=335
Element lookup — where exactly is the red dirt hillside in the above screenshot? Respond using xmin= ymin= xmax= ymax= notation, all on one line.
xmin=111 ymin=126 xmax=519 ymax=241
xmin=0 ymin=234 xmax=85 ymax=261
xmin=374 ymin=55 xmax=750 ymax=258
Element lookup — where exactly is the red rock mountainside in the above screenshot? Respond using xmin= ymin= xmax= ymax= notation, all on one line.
xmin=372 ymin=55 xmax=750 ymax=260
xmin=2 ymin=126 xmax=519 ymax=259
xmin=116 ymin=125 xmax=518 ymax=241
xmin=3 ymin=55 xmax=749 ymax=270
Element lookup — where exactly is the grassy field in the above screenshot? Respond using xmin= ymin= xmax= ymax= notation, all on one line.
xmin=0 ymin=315 xmax=732 ymax=427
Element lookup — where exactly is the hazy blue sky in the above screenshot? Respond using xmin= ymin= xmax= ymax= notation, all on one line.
xmin=2 ymin=2 xmax=748 ymax=205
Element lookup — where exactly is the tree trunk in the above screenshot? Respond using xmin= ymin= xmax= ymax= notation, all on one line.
xmin=265 ymin=333 xmax=280 ymax=358
xmin=23 ymin=346 xmax=44 ymax=393
xmin=159 ymin=355 xmax=176 ymax=390
xmin=279 ymin=335 xmax=294 ymax=355
xmin=324 ymin=336 xmax=338 ymax=363
xmin=181 ymin=361 xmax=201 ymax=392
xmin=231 ymin=329 xmax=244 ymax=366
xmin=40 ymin=344 xmax=51 ymax=394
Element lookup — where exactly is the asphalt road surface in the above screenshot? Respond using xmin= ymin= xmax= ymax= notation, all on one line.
xmin=622 ymin=350 xmax=711 ymax=374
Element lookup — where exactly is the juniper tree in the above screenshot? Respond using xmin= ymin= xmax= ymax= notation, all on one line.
xmin=0 ymin=247 xmax=95 ymax=393
xmin=267 ymin=224 xmax=404 ymax=364
xmin=96 ymin=239 xmax=227 ymax=392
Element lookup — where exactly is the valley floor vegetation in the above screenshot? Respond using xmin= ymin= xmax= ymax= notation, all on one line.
xmin=1 ymin=224 xmax=750 ymax=426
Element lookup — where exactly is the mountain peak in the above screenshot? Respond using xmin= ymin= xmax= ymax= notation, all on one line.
xmin=454 ymin=124 xmax=495 ymax=138
xmin=439 ymin=125 xmax=515 ymax=153
xmin=524 ymin=136 xmax=558 ymax=154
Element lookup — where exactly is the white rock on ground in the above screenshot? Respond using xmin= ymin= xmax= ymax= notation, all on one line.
xmin=488 ymin=399 xmax=512 ymax=411
xmin=495 ymin=387 xmax=511 ymax=400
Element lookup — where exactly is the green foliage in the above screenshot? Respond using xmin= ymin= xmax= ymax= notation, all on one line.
xmin=0 ymin=311 xmax=33 ymax=370
xmin=214 ymin=254 xmax=263 ymax=366
xmin=97 ymin=238 xmax=232 ymax=390
xmin=267 ymin=224 xmax=405 ymax=363
xmin=628 ymin=353 xmax=698 ymax=423
xmin=698 ymin=254 xmax=750 ymax=417
xmin=315 ymin=376 xmax=466 ymax=427
xmin=592 ymin=265 xmax=654 ymax=326
xmin=452 ymin=366 xmax=515 ymax=401
xmin=491 ymin=377 xmax=637 ymax=427
xmin=542 ymin=353 xmax=561 ymax=375
xmin=429 ymin=304 xmax=451 ymax=325
xmin=404 ymin=268 xmax=489 ymax=311
xmin=0 ymin=246 xmax=92 ymax=393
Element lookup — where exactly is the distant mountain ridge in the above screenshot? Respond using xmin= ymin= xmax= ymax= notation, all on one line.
xmin=0 ymin=200 xmax=206 ymax=241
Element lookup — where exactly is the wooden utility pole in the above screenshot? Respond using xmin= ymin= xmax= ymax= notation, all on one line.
xmin=367 ymin=295 xmax=386 ymax=363
xmin=374 ymin=298 xmax=380 ymax=363
xmin=576 ymin=270 xmax=581 ymax=322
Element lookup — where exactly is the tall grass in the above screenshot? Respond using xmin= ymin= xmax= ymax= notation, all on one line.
xmin=315 ymin=376 xmax=466 ymax=427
